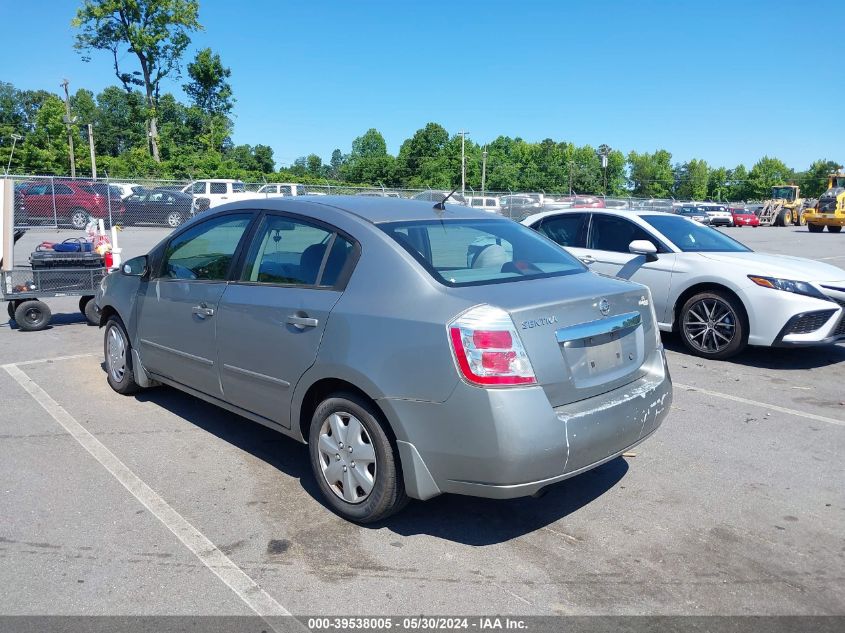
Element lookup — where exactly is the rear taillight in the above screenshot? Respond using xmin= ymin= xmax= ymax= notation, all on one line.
xmin=448 ymin=305 xmax=536 ymax=387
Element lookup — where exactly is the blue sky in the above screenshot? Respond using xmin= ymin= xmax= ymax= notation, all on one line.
xmin=2 ymin=0 xmax=843 ymax=170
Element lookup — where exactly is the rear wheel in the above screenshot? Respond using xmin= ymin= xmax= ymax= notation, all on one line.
xmin=14 ymin=300 xmax=52 ymax=332
xmin=104 ymin=316 xmax=140 ymax=395
xmin=69 ymin=207 xmax=89 ymax=230
xmin=79 ymin=295 xmax=100 ymax=326
xmin=794 ymin=210 xmax=806 ymax=226
xmin=6 ymin=301 xmax=17 ymax=320
xmin=679 ymin=291 xmax=747 ymax=360
xmin=309 ymin=393 xmax=408 ymax=523
xmin=828 ymin=226 xmax=842 ymax=233
xmin=808 ymin=223 xmax=824 ymax=233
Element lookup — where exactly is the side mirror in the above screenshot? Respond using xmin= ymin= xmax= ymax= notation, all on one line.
xmin=122 ymin=255 xmax=148 ymax=277
xmin=629 ymin=240 xmax=658 ymax=260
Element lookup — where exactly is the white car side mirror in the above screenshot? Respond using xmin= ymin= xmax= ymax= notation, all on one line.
xmin=629 ymin=240 xmax=657 ymax=256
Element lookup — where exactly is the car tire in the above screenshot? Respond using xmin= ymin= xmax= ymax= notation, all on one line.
xmin=69 ymin=207 xmax=89 ymax=230
xmin=808 ymin=223 xmax=824 ymax=233
xmin=308 ymin=393 xmax=408 ymax=523
xmin=7 ymin=301 xmax=17 ymax=320
xmin=79 ymin=295 xmax=100 ymax=326
xmin=679 ymin=290 xmax=747 ymax=360
xmin=165 ymin=210 xmax=184 ymax=228
xmin=14 ymin=300 xmax=52 ymax=332
xmin=104 ymin=316 xmax=140 ymax=395
xmin=827 ymin=226 xmax=842 ymax=233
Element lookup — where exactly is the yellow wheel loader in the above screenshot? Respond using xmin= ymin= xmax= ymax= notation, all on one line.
xmin=803 ymin=172 xmax=845 ymax=233
xmin=757 ymin=185 xmax=815 ymax=226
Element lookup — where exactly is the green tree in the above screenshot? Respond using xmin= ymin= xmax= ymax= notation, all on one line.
xmin=628 ymin=150 xmax=673 ymax=197
xmin=707 ymin=166 xmax=729 ymax=201
xmin=184 ymin=48 xmax=233 ymax=115
xmin=727 ymin=164 xmax=749 ymax=201
xmin=798 ymin=159 xmax=841 ymax=198
xmin=73 ymin=0 xmax=202 ymax=162
xmin=747 ymin=157 xmax=792 ymax=199
xmin=674 ymin=158 xmax=709 ymax=200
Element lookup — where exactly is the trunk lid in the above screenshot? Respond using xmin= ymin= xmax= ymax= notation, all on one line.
xmin=453 ymin=271 xmax=659 ymax=406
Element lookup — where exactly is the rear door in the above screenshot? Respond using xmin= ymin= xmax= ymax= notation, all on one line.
xmin=215 ymin=213 xmax=358 ymax=427
xmin=585 ymin=213 xmax=677 ymax=324
xmin=136 ymin=212 xmax=255 ymax=397
xmin=533 ymin=212 xmax=589 ymax=259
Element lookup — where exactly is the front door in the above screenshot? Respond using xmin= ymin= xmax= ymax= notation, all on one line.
xmin=582 ymin=213 xmax=677 ymax=325
xmin=216 ymin=214 xmax=356 ymax=426
xmin=136 ymin=212 xmax=254 ymax=397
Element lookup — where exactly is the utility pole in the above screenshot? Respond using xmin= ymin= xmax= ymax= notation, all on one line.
xmin=568 ymin=161 xmax=575 ymax=196
xmin=5 ymin=133 xmax=22 ymax=175
xmin=60 ymin=79 xmax=77 ymax=179
xmin=458 ymin=130 xmax=469 ymax=198
xmin=481 ymin=146 xmax=488 ymax=200
xmin=87 ymin=124 xmax=97 ymax=180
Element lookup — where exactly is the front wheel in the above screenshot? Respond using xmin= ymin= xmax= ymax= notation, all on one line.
xmin=14 ymin=300 xmax=52 ymax=331
xmin=309 ymin=393 xmax=408 ymax=523
xmin=828 ymin=226 xmax=842 ymax=233
xmin=808 ymin=223 xmax=824 ymax=233
xmin=679 ymin=291 xmax=747 ymax=360
xmin=165 ymin=210 xmax=185 ymax=228
xmin=104 ymin=316 xmax=140 ymax=395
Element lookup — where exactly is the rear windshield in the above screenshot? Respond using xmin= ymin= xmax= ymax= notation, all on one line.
xmin=380 ymin=218 xmax=585 ymax=287
xmin=641 ymin=215 xmax=752 ymax=253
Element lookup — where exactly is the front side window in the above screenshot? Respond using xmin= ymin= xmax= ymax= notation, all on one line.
xmin=537 ymin=213 xmax=587 ymax=247
xmin=241 ymin=215 xmax=353 ymax=287
xmin=232 ymin=182 xmax=246 ymax=193
xmin=191 ymin=182 xmax=206 ymax=194
xmin=641 ymin=214 xmax=751 ymax=253
xmin=381 ymin=218 xmax=584 ymax=287
xmin=53 ymin=184 xmax=74 ymax=195
xmin=161 ymin=214 xmax=252 ymax=281
xmin=588 ymin=214 xmax=658 ymax=252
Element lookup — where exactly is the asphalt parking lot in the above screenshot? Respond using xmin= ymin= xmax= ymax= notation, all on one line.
xmin=1 ymin=224 xmax=843 ymax=617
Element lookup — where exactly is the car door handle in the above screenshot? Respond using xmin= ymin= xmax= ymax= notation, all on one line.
xmin=580 ymin=256 xmax=595 ymax=265
xmin=192 ymin=304 xmax=215 ymax=318
xmin=287 ymin=315 xmax=318 ymax=329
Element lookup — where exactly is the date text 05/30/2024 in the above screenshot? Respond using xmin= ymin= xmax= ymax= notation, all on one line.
xmin=307 ymin=617 xmax=527 ymax=630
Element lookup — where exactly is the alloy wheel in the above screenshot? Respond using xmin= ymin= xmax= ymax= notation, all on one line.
xmin=71 ymin=210 xmax=88 ymax=229
xmin=166 ymin=211 xmax=183 ymax=227
xmin=317 ymin=411 xmax=377 ymax=504
xmin=683 ymin=298 xmax=737 ymax=355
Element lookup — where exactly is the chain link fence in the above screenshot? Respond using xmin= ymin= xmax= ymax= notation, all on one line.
xmin=8 ymin=174 xmax=746 ymax=232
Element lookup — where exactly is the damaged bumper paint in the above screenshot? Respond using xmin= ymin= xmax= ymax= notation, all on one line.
xmin=381 ymin=346 xmax=672 ymax=500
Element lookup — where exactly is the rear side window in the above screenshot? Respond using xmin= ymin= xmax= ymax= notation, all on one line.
xmin=241 ymin=215 xmax=354 ymax=287
xmin=210 ymin=182 xmax=227 ymax=194
xmin=161 ymin=214 xmax=252 ymax=281
xmin=537 ymin=213 xmax=587 ymax=247
xmin=588 ymin=214 xmax=658 ymax=253
xmin=381 ymin=219 xmax=584 ymax=287
xmin=54 ymin=184 xmax=74 ymax=195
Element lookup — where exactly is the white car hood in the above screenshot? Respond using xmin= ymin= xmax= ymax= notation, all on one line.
xmin=699 ymin=252 xmax=845 ymax=283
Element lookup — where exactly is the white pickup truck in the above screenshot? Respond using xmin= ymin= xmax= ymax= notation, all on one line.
xmin=181 ymin=179 xmax=262 ymax=208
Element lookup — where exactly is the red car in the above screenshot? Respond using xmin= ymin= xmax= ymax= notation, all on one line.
xmin=729 ymin=207 xmax=759 ymax=227
xmin=18 ymin=180 xmax=124 ymax=229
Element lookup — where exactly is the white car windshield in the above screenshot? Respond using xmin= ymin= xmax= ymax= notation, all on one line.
xmin=642 ymin=215 xmax=751 ymax=253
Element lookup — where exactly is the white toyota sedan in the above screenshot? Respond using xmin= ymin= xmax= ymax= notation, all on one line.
xmin=523 ymin=209 xmax=845 ymax=359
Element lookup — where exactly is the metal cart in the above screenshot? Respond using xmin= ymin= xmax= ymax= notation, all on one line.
xmin=2 ymin=266 xmax=106 ymax=331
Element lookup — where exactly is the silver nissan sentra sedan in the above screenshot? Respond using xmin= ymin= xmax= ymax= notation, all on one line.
xmin=96 ymin=196 xmax=672 ymax=522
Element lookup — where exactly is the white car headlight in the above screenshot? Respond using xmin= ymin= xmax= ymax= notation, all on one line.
xmin=748 ymin=275 xmax=828 ymax=300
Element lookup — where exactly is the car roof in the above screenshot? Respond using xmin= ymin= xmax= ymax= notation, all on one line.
xmin=214 ymin=194 xmax=497 ymax=224
xmin=522 ymin=207 xmax=670 ymax=225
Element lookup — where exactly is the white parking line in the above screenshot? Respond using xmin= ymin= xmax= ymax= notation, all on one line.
xmin=3 ymin=360 xmax=296 ymax=627
xmin=820 ymin=255 xmax=845 ymax=261
xmin=674 ymin=382 xmax=845 ymax=427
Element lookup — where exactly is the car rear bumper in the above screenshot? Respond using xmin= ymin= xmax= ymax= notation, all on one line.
xmin=382 ymin=346 xmax=671 ymax=500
